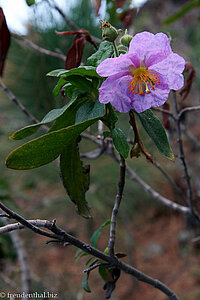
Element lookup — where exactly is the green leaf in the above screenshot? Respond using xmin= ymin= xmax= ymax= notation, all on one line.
xmin=87 ymin=41 xmax=114 ymax=67
xmin=163 ymin=0 xmax=200 ymax=24
xmin=102 ymin=103 xmax=118 ymax=130
xmin=82 ymin=272 xmax=91 ymax=293
xmin=60 ymin=142 xmax=91 ymax=217
xmin=26 ymin=0 xmax=35 ymax=6
xmin=75 ymin=101 xmax=105 ymax=124
xmin=98 ymin=265 xmax=108 ymax=282
xmin=9 ymin=95 xmax=81 ymax=140
xmin=136 ymin=109 xmax=174 ymax=160
xmin=47 ymin=66 xmax=101 ymax=79
xmin=90 ymin=220 xmax=111 ymax=248
xmin=49 ymin=95 xmax=87 ymax=132
xmin=53 ymin=77 xmax=67 ymax=97
xmin=75 ymin=248 xmax=83 ymax=259
xmin=75 ymin=252 xmax=89 ymax=262
xmin=111 ymin=128 xmax=129 ymax=158
xmin=6 ymin=101 xmax=105 ymax=170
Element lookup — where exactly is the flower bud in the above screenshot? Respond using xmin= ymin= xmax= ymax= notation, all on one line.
xmin=100 ymin=20 xmax=118 ymax=42
xmin=120 ymin=34 xmax=133 ymax=47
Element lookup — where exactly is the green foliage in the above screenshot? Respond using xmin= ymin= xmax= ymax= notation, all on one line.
xmin=90 ymin=219 xmax=111 ymax=248
xmin=26 ymin=0 xmax=35 ymax=6
xmin=47 ymin=66 xmax=101 ymax=79
xmin=111 ymin=128 xmax=130 ymax=159
xmin=6 ymin=100 xmax=105 ymax=170
xmin=60 ymin=142 xmax=90 ymax=217
xmin=82 ymin=272 xmax=91 ymax=293
xmin=87 ymin=41 xmax=114 ymax=67
xmin=164 ymin=0 xmax=200 ymax=24
xmin=135 ymin=109 xmax=174 ymax=160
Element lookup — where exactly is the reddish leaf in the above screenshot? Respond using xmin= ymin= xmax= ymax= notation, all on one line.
xmin=56 ymin=29 xmax=97 ymax=70
xmin=179 ymin=61 xmax=196 ymax=101
xmin=0 ymin=8 xmax=10 ymax=76
xmin=116 ymin=0 xmax=127 ymax=8
xmin=65 ymin=35 xmax=86 ymax=69
xmin=95 ymin=0 xmax=102 ymax=15
xmin=162 ymin=102 xmax=170 ymax=130
xmin=120 ymin=9 xmax=135 ymax=27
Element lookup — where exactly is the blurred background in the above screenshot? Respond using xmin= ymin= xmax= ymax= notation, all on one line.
xmin=0 ymin=0 xmax=200 ymax=299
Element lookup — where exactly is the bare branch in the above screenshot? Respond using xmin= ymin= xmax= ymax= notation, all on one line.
xmin=152 ymin=107 xmax=175 ymax=120
xmin=172 ymin=91 xmax=194 ymax=215
xmin=83 ymin=262 xmax=109 ymax=273
xmin=108 ymin=155 xmax=126 ymax=257
xmin=153 ymin=161 xmax=187 ymax=206
xmin=44 ymin=0 xmax=102 ymax=44
xmin=178 ymin=105 xmax=200 ymax=119
xmin=0 ymin=202 xmax=180 ymax=300
xmin=0 ymin=80 xmax=48 ymax=131
xmin=11 ymin=33 xmax=66 ymax=61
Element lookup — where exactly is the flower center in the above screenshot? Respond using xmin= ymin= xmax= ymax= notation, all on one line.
xmin=127 ymin=67 xmax=160 ymax=96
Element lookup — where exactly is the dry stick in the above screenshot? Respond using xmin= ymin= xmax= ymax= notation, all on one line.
xmin=110 ymin=150 xmax=190 ymax=215
xmin=153 ymin=160 xmax=188 ymax=206
xmin=108 ymin=155 xmax=126 ymax=257
xmin=152 ymin=107 xmax=176 ymax=120
xmin=178 ymin=105 xmax=200 ymax=118
xmin=172 ymin=91 xmax=195 ymax=217
xmin=0 ymin=202 xmax=180 ymax=300
xmin=0 ymin=80 xmax=48 ymax=132
xmin=3 ymin=219 xmax=31 ymax=295
xmin=11 ymin=33 xmax=66 ymax=61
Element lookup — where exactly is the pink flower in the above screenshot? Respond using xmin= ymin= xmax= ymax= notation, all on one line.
xmin=96 ymin=32 xmax=185 ymax=113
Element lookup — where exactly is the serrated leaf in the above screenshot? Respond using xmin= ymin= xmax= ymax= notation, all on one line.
xmin=60 ymin=142 xmax=90 ymax=217
xmin=82 ymin=272 xmax=91 ymax=293
xmin=111 ymin=128 xmax=129 ymax=158
xmin=6 ymin=101 xmax=105 ymax=170
xmin=47 ymin=66 xmax=101 ymax=79
xmin=87 ymin=41 xmax=114 ymax=67
xmin=135 ymin=109 xmax=174 ymax=160
xmin=90 ymin=220 xmax=111 ymax=248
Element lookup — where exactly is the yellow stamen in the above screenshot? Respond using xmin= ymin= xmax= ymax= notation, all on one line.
xmin=127 ymin=67 xmax=160 ymax=95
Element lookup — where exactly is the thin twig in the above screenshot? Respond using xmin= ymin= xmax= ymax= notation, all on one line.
xmin=108 ymin=155 xmax=126 ymax=257
xmin=153 ymin=161 xmax=187 ymax=206
xmin=44 ymin=0 xmax=102 ymax=44
xmin=83 ymin=262 xmax=109 ymax=273
xmin=152 ymin=107 xmax=175 ymax=120
xmin=0 ymin=80 xmax=48 ymax=131
xmin=11 ymin=33 xmax=66 ymax=61
xmin=178 ymin=105 xmax=200 ymax=119
xmin=172 ymin=91 xmax=194 ymax=215
xmin=0 ymin=202 xmax=180 ymax=300
xmin=110 ymin=150 xmax=190 ymax=215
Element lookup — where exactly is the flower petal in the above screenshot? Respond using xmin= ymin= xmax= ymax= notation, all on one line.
xmin=129 ymin=32 xmax=172 ymax=66
xmin=130 ymin=87 xmax=170 ymax=113
xmin=98 ymin=74 xmax=132 ymax=113
xmin=150 ymin=53 xmax=185 ymax=90
xmin=96 ymin=54 xmax=133 ymax=77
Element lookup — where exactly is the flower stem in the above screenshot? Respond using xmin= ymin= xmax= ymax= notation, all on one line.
xmin=112 ymin=41 xmax=119 ymax=57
